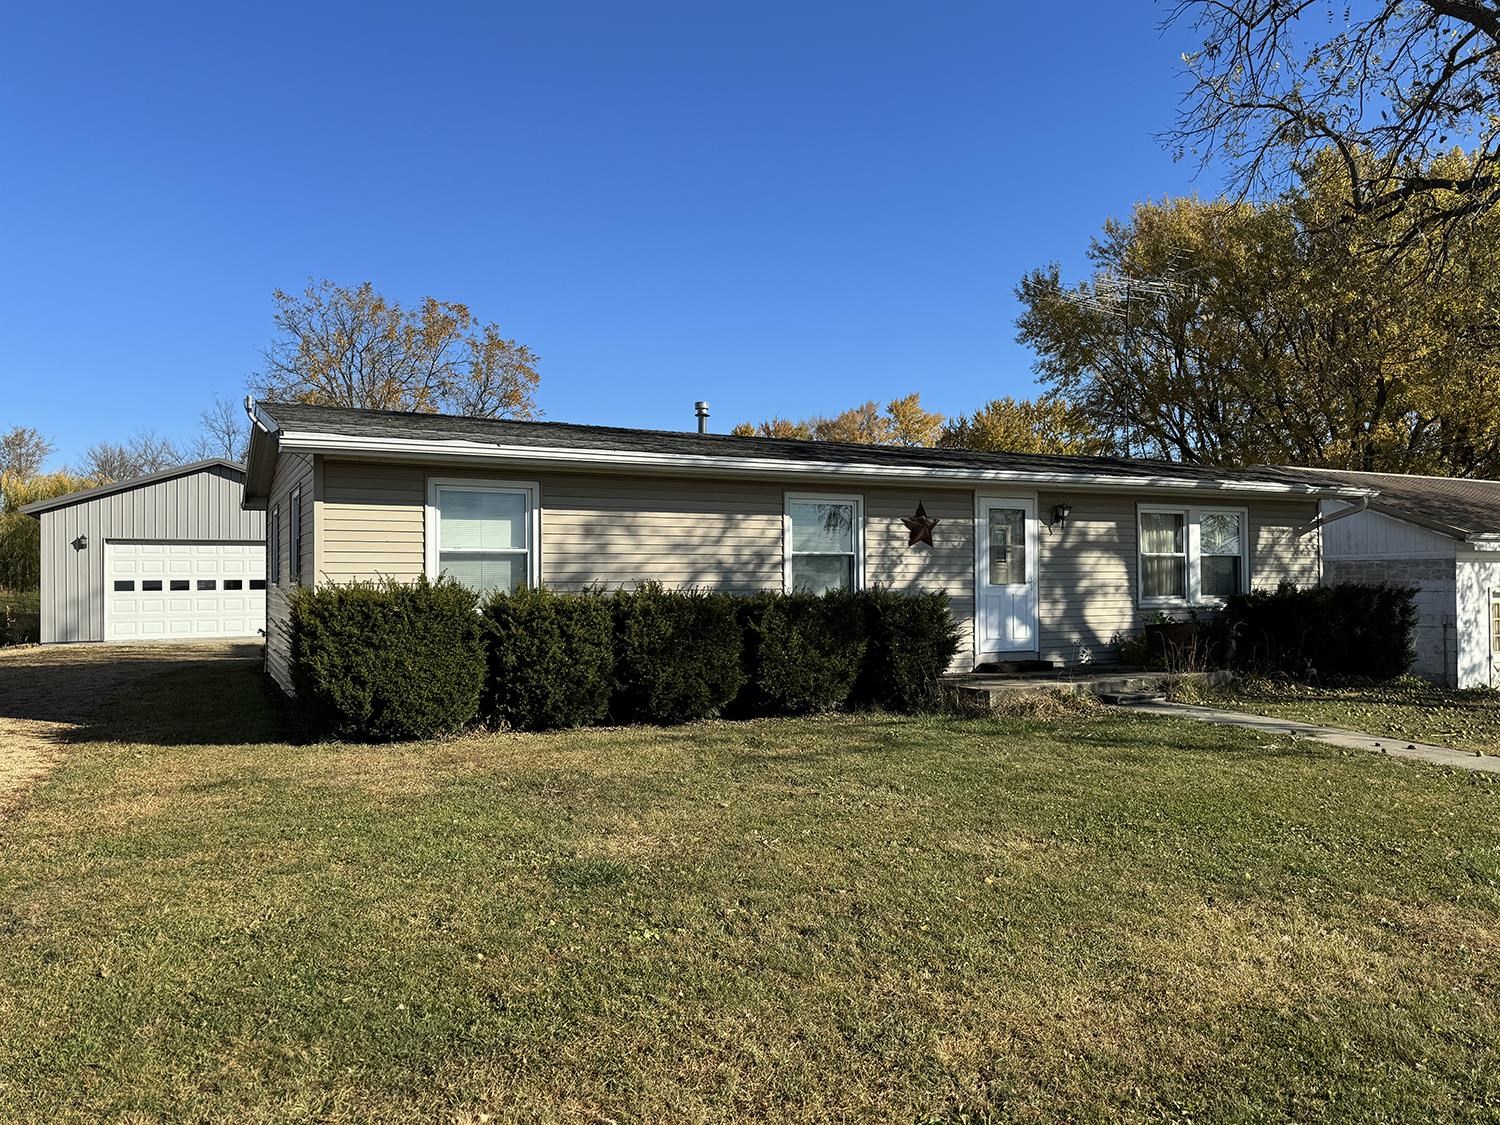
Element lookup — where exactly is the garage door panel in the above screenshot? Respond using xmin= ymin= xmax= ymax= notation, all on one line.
xmin=106 ymin=542 xmax=266 ymax=641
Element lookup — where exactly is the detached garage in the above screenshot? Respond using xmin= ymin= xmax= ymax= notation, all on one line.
xmin=22 ymin=459 xmax=266 ymax=644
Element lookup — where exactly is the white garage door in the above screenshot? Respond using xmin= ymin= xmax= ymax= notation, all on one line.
xmin=105 ymin=542 xmax=267 ymax=641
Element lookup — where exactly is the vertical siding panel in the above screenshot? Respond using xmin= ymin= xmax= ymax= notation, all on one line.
xmin=35 ymin=465 xmax=265 ymax=644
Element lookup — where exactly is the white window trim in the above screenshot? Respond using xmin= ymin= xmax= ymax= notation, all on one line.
xmin=1137 ymin=503 xmax=1250 ymax=608
xmin=289 ymin=488 xmax=303 ymax=584
xmin=783 ymin=492 xmax=864 ymax=594
xmin=424 ymin=476 xmax=542 ymax=590
xmin=269 ymin=503 xmax=281 ymax=586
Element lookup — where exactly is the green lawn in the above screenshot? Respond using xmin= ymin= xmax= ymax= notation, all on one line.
xmin=3 ymin=661 xmax=1500 ymax=1122
xmin=1180 ymin=676 xmax=1500 ymax=756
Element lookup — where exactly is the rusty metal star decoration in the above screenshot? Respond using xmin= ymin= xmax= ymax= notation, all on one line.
xmin=903 ymin=501 xmax=939 ymax=547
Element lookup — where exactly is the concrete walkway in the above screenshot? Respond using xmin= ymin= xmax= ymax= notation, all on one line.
xmin=1127 ymin=700 xmax=1500 ymax=775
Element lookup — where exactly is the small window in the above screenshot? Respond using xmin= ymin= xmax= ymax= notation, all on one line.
xmin=1199 ymin=511 xmax=1245 ymax=599
xmin=170 ymin=579 xmax=190 ymax=591
xmin=197 ymin=579 xmax=216 ymax=591
xmin=224 ymin=579 xmax=244 ymax=591
xmin=142 ymin=580 xmax=163 ymax=592
xmin=785 ymin=494 xmax=862 ymax=594
xmin=113 ymin=580 xmax=135 ymax=592
xmin=1138 ymin=506 xmax=1249 ymax=606
xmin=1139 ymin=511 xmax=1187 ymax=601
xmin=430 ymin=482 xmax=536 ymax=596
xmin=249 ymin=579 xmax=266 ymax=591
xmin=289 ymin=488 xmax=303 ymax=583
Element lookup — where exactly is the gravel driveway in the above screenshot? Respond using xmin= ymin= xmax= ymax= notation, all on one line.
xmin=0 ymin=641 xmax=262 ymax=813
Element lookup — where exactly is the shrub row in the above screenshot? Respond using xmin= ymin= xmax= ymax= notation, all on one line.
xmin=1220 ymin=581 xmax=1418 ymax=681
xmin=289 ymin=580 xmax=960 ymax=740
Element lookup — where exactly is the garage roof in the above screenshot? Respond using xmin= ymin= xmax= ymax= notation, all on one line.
xmin=19 ymin=459 xmax=246 ymax=516
xmin=1298 ymin=468 xmax=1500 ymax=542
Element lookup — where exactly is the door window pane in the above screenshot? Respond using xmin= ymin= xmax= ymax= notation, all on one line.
xmin=988 ymin=507 xmax=1026 ymax=585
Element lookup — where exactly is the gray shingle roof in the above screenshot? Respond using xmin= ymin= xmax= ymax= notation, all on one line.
xmin=258 ymin=401 xmax=1350 ymax=492
xmin=1296 ymin=468 xmax=1500 ymax=540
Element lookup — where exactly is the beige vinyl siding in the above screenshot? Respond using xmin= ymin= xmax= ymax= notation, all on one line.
xmin=264 ymin=452 xmax=313 ymax=694
xmin=1036 ymin=491 xmax=1138 ymax=664
xmin=320 ymin=463 xmax=786 ymax=591
xmin=321 ymin=462 xmax=426 ymax=583
xmin=543 ymin=476 xmax=783 ymax=592
xmin=864 ymin=486 xmax=975 ymax=667
xmin=308 ymin=455 xmax=1322 ymax=677
xmin=1251 ymin=499 xmax=1320 ymax=588
xmin=1035 ymin=493 xmax=1319 ymax=664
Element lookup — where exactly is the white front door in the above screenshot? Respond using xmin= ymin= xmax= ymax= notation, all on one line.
xmin=977 ymin=497 xmax=1038 ymax=655
xmin=104 ymin=541 xmax=267 ymax=641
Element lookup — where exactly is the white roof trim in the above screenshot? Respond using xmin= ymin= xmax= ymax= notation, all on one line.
xmin=276 ymin=428 xmax=1369 ymax=497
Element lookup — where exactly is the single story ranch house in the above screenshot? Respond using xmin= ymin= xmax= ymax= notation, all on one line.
xmin=242 ymin=401 xmax=1378 ymax=694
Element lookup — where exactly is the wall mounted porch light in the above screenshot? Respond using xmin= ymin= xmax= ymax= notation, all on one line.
xmin=1048 ymin=504 xmax=1073 ymax=533
xmin=71 ymin=534 xmax=88 ymax=551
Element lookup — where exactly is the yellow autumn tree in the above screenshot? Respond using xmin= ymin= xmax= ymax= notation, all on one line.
xmin=0 ymin=470 xmax=93 ymax=590
xmin=731 ymin=394 xmax=945 ymax=447
xmin=253 ymin=280 xmax=540 ymax=418
xmin=938 ymin=397 xmax=1107 ymax=455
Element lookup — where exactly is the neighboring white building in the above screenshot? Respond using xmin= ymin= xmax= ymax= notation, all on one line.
xmin=1309 ymin=469 xmax=1500 ymax=688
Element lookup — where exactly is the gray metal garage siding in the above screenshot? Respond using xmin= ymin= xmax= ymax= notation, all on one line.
xmin=28 ymin=461 xmax=266 ymax=643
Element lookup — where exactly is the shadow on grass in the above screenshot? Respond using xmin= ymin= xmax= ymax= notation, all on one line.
xmin=63 ymin=660 xmax=301 ymax=747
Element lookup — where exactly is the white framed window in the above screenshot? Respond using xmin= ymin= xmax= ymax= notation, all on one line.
xmin=1137 ymin=504 xmax=1249 ymax=606
xmin=425 ymin=477 xmax=540 ymax=597
xmin=289 ymin=488 xmax=303 ymax=584
xmin=784 ymin=493 xmax=863 ymax=594
xmin=269 ymin=504 xmax=281 ymax=586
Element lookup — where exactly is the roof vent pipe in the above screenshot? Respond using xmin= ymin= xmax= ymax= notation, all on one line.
xmin=694 ymin=401 xmax=710 ymax=434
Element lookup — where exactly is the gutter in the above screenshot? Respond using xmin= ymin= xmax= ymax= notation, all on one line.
xmin=1298 ymin=496 xmax=1370 ymax=535
xmin=274 ymin=428 xmax=1370 ymax=497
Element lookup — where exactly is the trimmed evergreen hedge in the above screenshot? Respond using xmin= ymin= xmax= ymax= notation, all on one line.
xmin=289 ymin=576 xmax=486 ymax=741
xmin=738 ymin=590 xmax=868 ymax=715
xmin=482 ymin=586 xmax=614 ymax=731
xmin=287 ymin=581 xmax=960 ymax=739
xmin=855 ymin=586 xmax=964 ymax=712
xmin=1222 ymin=581 xmax=1418 ymax=680
xmin=611 ymin=583 xmax=746 ymax=725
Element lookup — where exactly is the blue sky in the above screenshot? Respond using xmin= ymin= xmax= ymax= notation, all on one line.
xmin=1 ymin=2 xmax=1210 ymax=469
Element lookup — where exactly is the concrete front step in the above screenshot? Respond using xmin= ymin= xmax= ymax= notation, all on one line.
xmin=944 ymin=669 xmax=1230 ymax=713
